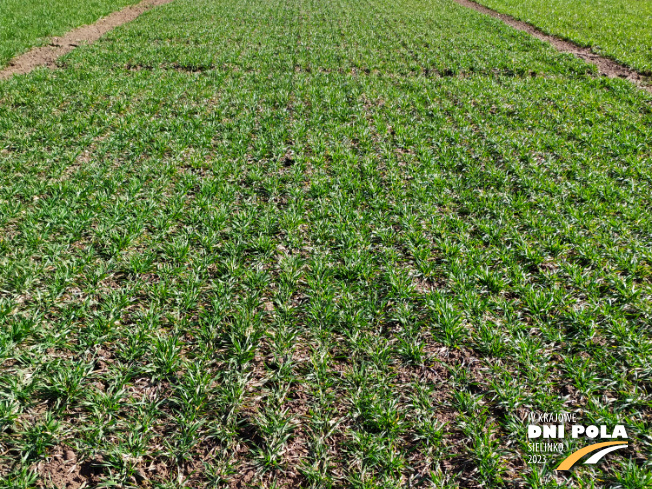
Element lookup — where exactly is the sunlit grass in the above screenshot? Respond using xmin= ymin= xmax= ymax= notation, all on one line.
xmin=0 ymin=0 xmax=141 ymax=67
xmin=472 ymin=0 xmax=652 ymax=74
xmin=0 ymin=0 xmax=650 ymax=487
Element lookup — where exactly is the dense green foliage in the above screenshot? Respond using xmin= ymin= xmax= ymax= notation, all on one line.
xmin=0 ymin=0 xmax=651 ymax=487
xmin=473 ymin=0 xmax=652 ymax=74
xmin=0 ymin=0 xmax=140 ymax=67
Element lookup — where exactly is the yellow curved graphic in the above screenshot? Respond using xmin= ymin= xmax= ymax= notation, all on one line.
xmin=556 ymin=441 xmax=628 ymax=471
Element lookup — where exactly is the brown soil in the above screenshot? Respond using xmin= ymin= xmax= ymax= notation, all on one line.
xmin=34 ymin=446 xmax=104 ymax=489
xmin=0 ymin=0 xmax=174 ymax=80
xmin=453 ymin=0 xmax=652 ymax=94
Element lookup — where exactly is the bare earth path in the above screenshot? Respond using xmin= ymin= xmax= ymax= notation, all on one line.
xmin=453 ymin=0 xmax=652 ymax=93
xmin=0 ymin=0 xmax=174 ymax=80
xmin=1 ymin=0 xmax=650 ymax=96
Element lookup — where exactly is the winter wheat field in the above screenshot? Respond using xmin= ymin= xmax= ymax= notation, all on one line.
xmin=0 ymin=0 xmax=651 ymax=487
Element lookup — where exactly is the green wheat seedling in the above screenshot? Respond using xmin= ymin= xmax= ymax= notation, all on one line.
xmin=0 ymin=0 xmax=651 ymax=486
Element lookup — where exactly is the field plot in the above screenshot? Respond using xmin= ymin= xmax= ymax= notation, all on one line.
xmin=470 ymin=0 xmax=652 ymax=75
xmin=0 ymin=0 xmax=142 ymax=68
xmin=1 ymin=0 xmax=651 ymax=487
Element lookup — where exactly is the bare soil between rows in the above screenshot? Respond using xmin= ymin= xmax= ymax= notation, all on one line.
xmin=0 ymin=0 xmax=174 ymax=80
xmin=1 ymin=0 xmax=650 ymax=96
xmin=453 ymin=0 xmax=652 ymax=94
